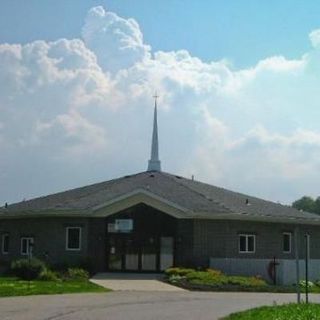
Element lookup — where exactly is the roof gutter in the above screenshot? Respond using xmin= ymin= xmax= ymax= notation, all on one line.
xmin=193 ymin=211 xmax=320 ymax=225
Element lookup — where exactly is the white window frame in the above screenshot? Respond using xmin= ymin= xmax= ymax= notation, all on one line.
xmin=66 ymin=227 xmax=82 ymax=251
xmin=20 ymin=237 xmax=34 ymax=255
xmin=1 ymin=233 xmax=9 ymax=254
xmin=239 ymin=234 xmax=256 ymax=253
xmin=283 ymin=232 xmax=292 ymax=253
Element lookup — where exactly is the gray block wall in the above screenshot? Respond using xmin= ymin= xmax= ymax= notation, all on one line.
xmin=1 ymin=213 xmax=320 ymax=279
xmin=0 ymin=217 xmax=92 ymax=269
xmin=193 ymin=220 xmax=320 ymax=263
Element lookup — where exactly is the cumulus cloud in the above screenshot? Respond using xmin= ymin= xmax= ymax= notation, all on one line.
xmin=309 ymin=29 xmax=320 ymax=48
xmin=1 ymin=6 xmax=320 ymax=204
xmin=0 ymin=38 xmax=117 ymax=150
xmin=82 ymin=6 xmax=151 ymax=73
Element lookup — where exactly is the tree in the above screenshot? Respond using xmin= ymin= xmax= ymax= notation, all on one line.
xmin=292 ymin=196 xmax=316 ymax=213
xmin=314 ymin=197 xmax=320 ymax=215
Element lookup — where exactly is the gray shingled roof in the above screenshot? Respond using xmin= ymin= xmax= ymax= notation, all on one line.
xmin=1 ymin=171 xmax=319 ymax=223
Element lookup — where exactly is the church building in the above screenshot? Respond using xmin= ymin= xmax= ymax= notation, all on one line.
xmin=1 ymin=98 xmax=320 ymax=285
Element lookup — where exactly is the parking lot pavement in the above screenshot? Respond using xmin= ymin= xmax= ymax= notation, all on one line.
xmin=1 ymin=291 xmax=319 ymax=320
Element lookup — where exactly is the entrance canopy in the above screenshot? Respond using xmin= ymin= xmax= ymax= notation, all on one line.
xmin=92 ymin=189 xmax=190 ymax=219
xmin=105 ymin=203 xmax=177 ymax=272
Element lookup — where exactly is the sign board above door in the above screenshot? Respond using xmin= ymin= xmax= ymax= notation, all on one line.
xmin=107 ymin=219 xmax=133 ymax=233
xmin=115 ymin=219 xmax=133 ymax=232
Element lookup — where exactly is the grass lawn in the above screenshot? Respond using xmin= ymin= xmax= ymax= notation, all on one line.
xmin=0 ymin=277 xmax=109 ymax=297
xmin=221 ymin=303 xmax=320 ymax=320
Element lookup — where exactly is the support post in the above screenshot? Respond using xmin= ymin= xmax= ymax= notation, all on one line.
xmin=273 ymin=256 xmax=277 ymax=285
xmin=294 ymin=227 xmax=301 ymax=303
xmin=305 ymin=233 xmax=310 ymax=304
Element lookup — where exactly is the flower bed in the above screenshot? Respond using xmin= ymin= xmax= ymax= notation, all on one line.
xmin=165 ymin=267 xmax=320 ymax=292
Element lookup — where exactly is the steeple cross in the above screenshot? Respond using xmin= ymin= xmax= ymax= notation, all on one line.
xmin=153 ymin=92 xmax=159 ymax=107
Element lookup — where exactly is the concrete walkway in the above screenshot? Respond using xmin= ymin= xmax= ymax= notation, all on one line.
xmin=90 ymin=273 xmax=185 ymax=291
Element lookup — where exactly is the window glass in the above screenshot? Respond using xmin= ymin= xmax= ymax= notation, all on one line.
xmin=21 ymin=239 xmax=27 ymax=254
xmin=239 ymin=235 xmax=247 ymax=252
xmin=248 ymin=235 xmax=255 ymax=252
xmin=283 ymin=233 xmax=291 ymax=253
xmin=2 ymin=234 xmax=9 ymax=254
xmin=67 ymin=228 xmax=81 ymax=250
xmin=21 ymin=237 xmax=34 ymax=255
xmin=239 ymin=234 xmax=255 ymax=253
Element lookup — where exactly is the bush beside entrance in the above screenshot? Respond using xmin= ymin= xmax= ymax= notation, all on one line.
xmin=0 ymin=258 xmax=109 ymax=297
xmin=165 ymin=267 xmax=268 ymax=291
xmin=10 ymin=258 xmax=91 ymax=282
xmin=165 ymin=267 xmax=320 ymax=293
xmin=11 ymin=258 xmax=46 ymax=280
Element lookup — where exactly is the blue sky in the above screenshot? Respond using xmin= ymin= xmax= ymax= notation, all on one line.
xmin=1 ymin=0 xmax=320 ymax=67
xmin=1 ymin=1 xmax=320 ymax=205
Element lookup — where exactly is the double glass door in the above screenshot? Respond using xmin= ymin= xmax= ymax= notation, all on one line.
xmin=108 ymin=235 xmax=173 ymax=272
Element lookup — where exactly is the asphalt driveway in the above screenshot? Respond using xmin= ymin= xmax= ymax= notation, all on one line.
xmin=1 ymin=291 xmax=319 ymax=320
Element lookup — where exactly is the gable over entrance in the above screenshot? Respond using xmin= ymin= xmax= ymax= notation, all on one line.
xmin=92 ymin=189 xmax=190 ymax=219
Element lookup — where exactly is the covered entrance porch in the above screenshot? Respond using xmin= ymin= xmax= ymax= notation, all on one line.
xmin=106 ymin=203 xmax=177 ymax=272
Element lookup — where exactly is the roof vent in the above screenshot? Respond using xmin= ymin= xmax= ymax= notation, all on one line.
xmin=175 ymin=175 xmax=182 ymax=179
xmin=4 ymin=202 xmax=8 ymax=209
xmin=149 ymin=174 xmax=155 ymax=178
xmin=245 ymin=199 xmax=250 ymax=205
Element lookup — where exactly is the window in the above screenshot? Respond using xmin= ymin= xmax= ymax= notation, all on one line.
xmin=2 ymin=234 xmax=9 ymax=254
xmin=239 ymin=234 xmax=255 ymax=253
xmin=66 ymin=227 xmax=81 ymax=251
xmin=21 ymin=237 xmax=34 ymax=255
xmin=283 ymin=232 xmax=292 ymax=253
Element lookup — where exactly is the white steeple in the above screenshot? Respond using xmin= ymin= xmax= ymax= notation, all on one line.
xmin=147 ymin=93 xmax=161 ymax=171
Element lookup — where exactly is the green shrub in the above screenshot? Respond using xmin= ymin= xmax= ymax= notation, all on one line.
xmin=38 ymin=269 xmax=60 ymax=281
xmin=78 ymin=257 xmax=95 ymax=275
xmin=165 ymin=267 xmax=195 ymax=277
xmin=300 ymin=280 xmax=314 ymax=288
xmin=206 ymin=268 xmax=223 ymax=276
xmin=51 ymin=258 xmax=94 ymax=275
xmin=186 ymin=270 xmax=228 ymax=286
xmin=11 ymin=258 xmax=46 ymax=280
xmin=184 ymin=271 xmax=267 ymax=287
xmin=226 ymin=275 xmax=267 ymax=287
xmin=168 ymin=274 xmax=186 ymax=284
xmin=66 ymin=268 xmax=89 ymax=281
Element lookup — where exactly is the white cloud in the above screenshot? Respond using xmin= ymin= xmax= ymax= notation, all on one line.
xmin=1 ymin=6 xmax=320 ymax=204
xmin=82 ymin=6 xmax=151 ymax=73
xmin=309 ymin=29 xmax=320 ymax=48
